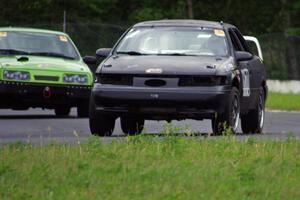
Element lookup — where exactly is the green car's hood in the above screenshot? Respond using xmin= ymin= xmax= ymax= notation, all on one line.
xmin=0 ymin=55 xmax=89 ymax=73
xmin=0 ymin=55 xmax=93 ymax=85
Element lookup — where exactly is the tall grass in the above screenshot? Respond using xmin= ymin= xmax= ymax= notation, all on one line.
xmin=1 ymin=135 xmax=300 ymax=199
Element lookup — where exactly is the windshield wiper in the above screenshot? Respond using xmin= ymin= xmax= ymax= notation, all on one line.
xmin=0 ymin=48 xmax=30 ymax=55
xmin=156 ymin=53 xmax=191 ymax=56
xmin=30 ymin=52 xmax=75 ymax=60
xmin=116 ymin=51 xmax=145 ymax=55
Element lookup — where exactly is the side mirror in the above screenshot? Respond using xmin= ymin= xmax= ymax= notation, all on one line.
xmin=83 ymin=56 xmax=97 ymax=65
xmin=96 ymin=48 xmax=111 ymax=57
xmin=235 ymin=51 xmax=253 ymax=62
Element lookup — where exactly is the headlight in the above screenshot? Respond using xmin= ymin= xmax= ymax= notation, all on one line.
xmin=63 ymin=74 xmax=88 ymax=84
xmin=3 ymin=70 xmax=30 ymax=81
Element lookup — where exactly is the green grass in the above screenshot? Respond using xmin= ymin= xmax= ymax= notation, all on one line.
xmin=1 ymin=136 xmax=300 ymax=199
xmin=266 ymin=92 xmax=300 ymax=111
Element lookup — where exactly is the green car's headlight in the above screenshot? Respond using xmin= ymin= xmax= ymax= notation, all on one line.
xmin=63 ymin=74 xmax=88 ymax=84
xmin=3 ymin=70 xmax=30 ymax=81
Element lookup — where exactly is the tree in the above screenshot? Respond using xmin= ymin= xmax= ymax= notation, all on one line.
xmin=186 ymin=0 xmax=194 ymax=19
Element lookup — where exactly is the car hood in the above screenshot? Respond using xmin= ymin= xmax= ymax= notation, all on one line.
xmin=0 ymin=55 xmax=90 ymax=73
xmin=99 ymin=55 xmax=233 ymax=76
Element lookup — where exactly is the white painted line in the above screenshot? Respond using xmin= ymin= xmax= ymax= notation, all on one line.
xmin=266 ymin=109 xmax=300 ymax=113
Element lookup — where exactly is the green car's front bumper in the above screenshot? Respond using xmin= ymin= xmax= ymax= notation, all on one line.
xmin=0 ymin=80 xmax=91 ymax=109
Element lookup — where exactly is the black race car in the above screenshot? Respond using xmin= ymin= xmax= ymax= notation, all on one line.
xmin=89 ymin=20 xmax=267 ymax=136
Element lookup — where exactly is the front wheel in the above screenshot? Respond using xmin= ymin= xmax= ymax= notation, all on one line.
xmin=212 ymin=87 xmax=240 ymax=135
xmin=89 ymin=98 xmax=115 ymax=136
xmin=241 ymin=87 xmax=265 ymax=134
xmin=120 ymin=117 xmax=144 ymax=135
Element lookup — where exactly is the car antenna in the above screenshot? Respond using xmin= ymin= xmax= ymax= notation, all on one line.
xmin=219 ymin=21 xmax=225 ymax=29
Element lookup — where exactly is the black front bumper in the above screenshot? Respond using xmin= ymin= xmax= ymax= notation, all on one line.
xmin=0 ymin=81 xmax=91 ymax=109
xmin=92 ymin=84 xmax=232 ymax=120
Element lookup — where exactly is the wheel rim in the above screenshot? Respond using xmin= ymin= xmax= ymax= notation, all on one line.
xmin=258 ymin=92 xmax=264 ymax=129
xmin=231 ymin=95 xmax=240 ymax=131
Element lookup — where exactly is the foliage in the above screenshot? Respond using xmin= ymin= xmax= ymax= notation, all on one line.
xmin=0 ymin=0 xmax=299 ymax=80
xmin=0 ymin=0 xmax=298 ymax=35
xmin=259 ymin=33 xmax=300 ymax=80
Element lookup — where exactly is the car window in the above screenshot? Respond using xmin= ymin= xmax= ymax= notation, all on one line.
xmin=116 ymin=27 xmax=229 ymax=57
xmin=246 ymin=40 xmax=259 ymax=56
xmin=228 ymin=30 xmax=242 ymax=51
xmin=233 ymin=29 xmax=250 ymax=52
xmin=0 ymin=31 xmax=79 ymax=59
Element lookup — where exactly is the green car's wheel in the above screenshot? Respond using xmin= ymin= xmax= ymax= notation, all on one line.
xmin=54 ymin=107 xmax=71 ymax=117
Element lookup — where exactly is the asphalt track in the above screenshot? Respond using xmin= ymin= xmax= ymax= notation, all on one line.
xmin=0 ymin=108 xmax=300 ymax=144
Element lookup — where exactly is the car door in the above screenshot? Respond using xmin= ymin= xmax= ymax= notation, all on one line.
xmin=233 ymin=29 xmax=265 ymax=107
xmin=228 ymin=28 xmax=256 ymax=111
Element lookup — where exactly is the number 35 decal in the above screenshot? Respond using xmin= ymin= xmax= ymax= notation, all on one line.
xmin=241 ymin=69 xmax=250 ymax=97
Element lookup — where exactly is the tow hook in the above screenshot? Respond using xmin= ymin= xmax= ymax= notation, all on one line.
xmin=43 ymin=86 xmax=51 ymax=98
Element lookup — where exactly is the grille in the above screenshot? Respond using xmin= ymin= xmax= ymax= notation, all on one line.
xmin=144 ymin=79 xmax=166 ymax=87
xmin=97 ymin=74 xmax=227 ymax=87
xmin=178 ymin=76 xmax=227 ymax=87
xmin=97 ymin=74 xmax=133 ymax=85
xmin=34 ymin=76 xmax=59 ymax=81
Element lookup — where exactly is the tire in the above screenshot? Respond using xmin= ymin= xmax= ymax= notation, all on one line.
xmin=241 ymin=87 xmax=265 ymax=134
xmin=77 ymin=100 xmax=89 ymax=118
xmin=211 ymin=87 xmax=240 ymax=135
xmin=120 ymin=117 xmax=144 ymax=135
xmin=89 ymin=97 xmax=115 ymax=136
xmin=55 ymin=107 xmax=71 ymax=117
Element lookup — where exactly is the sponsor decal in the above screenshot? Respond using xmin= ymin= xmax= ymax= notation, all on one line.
xmin=214 ymin=29 xmax=225 ymax=37
xmin=39 ymin=63 xmax=50 ymax=68
xmin=145 ymin=68 xmax=163 ymax=74
xmin=59 ymin=35 xmax=68 ymax=42
xmin=0 ymin=32 xmax=7 ymax=37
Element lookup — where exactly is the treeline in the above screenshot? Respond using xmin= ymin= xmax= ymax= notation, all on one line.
xmin=1 ymin=0 xmax=300 ymax=80
xmin=0 ymin=0 xmax=299 ymax=36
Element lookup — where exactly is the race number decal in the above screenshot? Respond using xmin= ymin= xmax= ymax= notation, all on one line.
xmin=241 ymin=69 xmax=250 ymax=97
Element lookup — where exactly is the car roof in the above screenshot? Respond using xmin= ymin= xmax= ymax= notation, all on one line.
xmin=0 ymin=27 xmax=68 ymax=36
xmin=133 ymin=19 xmax=235 ymax=29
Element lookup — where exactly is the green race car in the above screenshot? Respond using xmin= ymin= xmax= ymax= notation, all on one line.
xmin=0 ymin=27 xmax=96 ymax=117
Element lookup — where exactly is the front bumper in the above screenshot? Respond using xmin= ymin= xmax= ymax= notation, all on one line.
xmin=0 ymin=80 xmax=91 ymax=109
xmin=92 ymin=84 xmax=232 ymax=120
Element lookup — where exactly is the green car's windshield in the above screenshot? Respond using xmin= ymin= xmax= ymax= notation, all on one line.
xmin=115 ymin=27 xmax=229 ymax=57
xmin=0 ymin=31 xmax=79 ymax=60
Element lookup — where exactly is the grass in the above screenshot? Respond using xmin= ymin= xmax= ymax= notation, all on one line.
xmin=1 ymin=135 xmax=300 ymax=199
xmin=266 ymin=92 xmax=300 ymax=111
xmin=0 ymin=91 xmax=299 ymax=199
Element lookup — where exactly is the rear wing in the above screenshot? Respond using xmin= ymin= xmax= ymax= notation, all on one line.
xmin=243 ymin=36 xmax=263 ymax=61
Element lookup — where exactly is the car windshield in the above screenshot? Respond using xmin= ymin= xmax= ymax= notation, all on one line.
xmin=0 ymin=31 xmax=79 ymax=60
xmin=116 ymin=27 xmax=229 ymax=57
